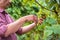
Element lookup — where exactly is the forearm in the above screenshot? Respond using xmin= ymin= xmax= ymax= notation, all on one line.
xmin=5 ymin=17 xmax=26 ymax=37
xmin=21 ymin=23 xmax=36 ymax=34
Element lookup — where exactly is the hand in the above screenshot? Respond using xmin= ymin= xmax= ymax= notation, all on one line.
xmin=38 ymin=18 xmax=44 ymax=25
xmin=33 ymin=15 xmax=38 ymax=24
xmin=25 ymin=15 xmax=38 ymax=24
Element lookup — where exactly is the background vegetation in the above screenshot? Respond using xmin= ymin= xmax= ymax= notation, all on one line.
xmin=6 ymin=0 xmax=60 ymax=40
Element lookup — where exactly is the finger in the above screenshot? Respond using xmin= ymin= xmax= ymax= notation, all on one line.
xmin=33 ymin=15 xmax=38 ymax=24
xmin=39 ymin=18 xmax=43 ymax=21
xmin=38 ymin=18 xmax=44 ymax=24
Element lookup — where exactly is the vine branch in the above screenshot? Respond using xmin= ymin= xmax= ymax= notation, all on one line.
xmin=35 ymin=0 xmax=55 ymax=13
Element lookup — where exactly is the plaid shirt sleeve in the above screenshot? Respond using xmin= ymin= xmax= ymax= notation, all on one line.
xmin=0 ymin=17 xmax=7 ymax=37
xmin=16 ymin=27 xmax=22 ymax=35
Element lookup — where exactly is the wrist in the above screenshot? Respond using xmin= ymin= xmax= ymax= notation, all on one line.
xmin=18 ymin=17 xmax=27 ymax=23
xmin=22 ymin=17 xmax=27 ymax=22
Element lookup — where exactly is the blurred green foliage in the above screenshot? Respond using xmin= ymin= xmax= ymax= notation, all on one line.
xmin=6 ymin=0 xmax=60 ymax=40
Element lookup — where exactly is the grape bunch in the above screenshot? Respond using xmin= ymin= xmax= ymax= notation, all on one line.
xmin=32 ymin=14 xmax=46 ymax=25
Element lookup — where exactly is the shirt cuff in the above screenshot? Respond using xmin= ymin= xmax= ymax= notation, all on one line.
xmin=16 ymin=27 xmax=22 ymax=35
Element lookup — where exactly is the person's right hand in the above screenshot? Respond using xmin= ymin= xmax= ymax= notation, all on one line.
xmin=38 ymin=18 xmax=44 ymax=25
xmin=25 ymin=15 xmax=38 ymax=24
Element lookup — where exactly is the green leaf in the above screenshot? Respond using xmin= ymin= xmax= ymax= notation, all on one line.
xmin=45 ymin=25 xmax=60 ymax=34
xmin=45 ymin=0 xmax=50 ymax=3
xmin=46 ymin=17 xmax=57 ymax=25
xmin=56 ymin=0 xmax=60 ymax=4
xmin=44 ymin=30 xmax=53 ymax=37
xmin=52 ymin=25 xmax=60 ymax=34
